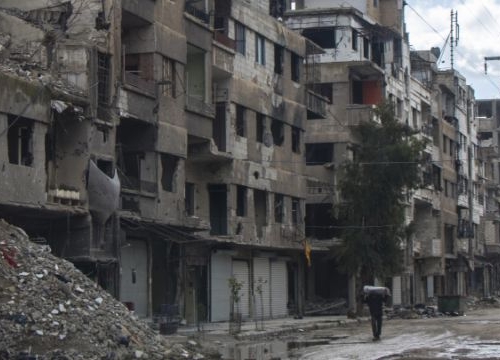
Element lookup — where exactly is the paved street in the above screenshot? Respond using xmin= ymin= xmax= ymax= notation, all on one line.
xmin=182 ymin=307 xmax=500 ymax=359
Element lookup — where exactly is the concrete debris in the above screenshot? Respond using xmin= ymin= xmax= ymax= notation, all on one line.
xmin=0 ymin=219 xmax=216 ymax=359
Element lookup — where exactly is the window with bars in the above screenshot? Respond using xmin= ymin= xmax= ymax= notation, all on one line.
xmin=274 ymin=193 xmax=284 ymax=223
xmin=235 ymin=21 xmax=246 ymax=55
xmin=97 ymin=52 xmax=111 ymax=106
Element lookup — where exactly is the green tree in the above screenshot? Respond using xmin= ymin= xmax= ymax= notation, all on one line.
xmin=334 ymin=100 xmax=426 ymax=302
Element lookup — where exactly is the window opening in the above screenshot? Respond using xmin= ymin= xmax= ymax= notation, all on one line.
xmin=7 ymin=115 xmax=34 ymax=166
xmin=235 ymin=21 xmax=246 ymax=55
xmin=305 ymin=143 xmax=333 ymax=165
xmin=291 ymin=52 xmax=301 ymax=82
xmin=274 ymin=193 xmax=284 ymax=223
xmin=292 ymin=126 xmax=300 ymax=153
xmin=161 ymin=154 xmax=179 ymax=192
xmin=256 ymin=113 xmax=265 ymax=143
xmin=255 ymin=34 xmax=266 ymax=65
xmin=274 ymin=44 xmax=284 ymax=75
xmin=271 ymin=119 xmax=284 ymax=146
xmin=185 ymin=182 xmax=195 ymax=216
xmin=236 ymin=185 xmax=247 ymax=216
xmin=236 ymin=104 xmax=246 ymax=137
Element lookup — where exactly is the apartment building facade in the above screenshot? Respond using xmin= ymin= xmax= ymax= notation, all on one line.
xmin=0 ymin=0 xmax=314 ymax=323
xmin=0 ymin=0 xmax=496 ymax=326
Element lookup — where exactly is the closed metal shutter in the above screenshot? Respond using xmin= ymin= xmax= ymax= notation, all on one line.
xmin=232 ymin=260 xmax=250 ymax=319
xmin=270 ymin=260 xmax=288 ymax=318
xmin=392 ymin=276 xmax=402 ymax=305
xmin=120 ymin=239 xmax=148 ymax=317
xmin=210 ymin=252 xmax=232 ymax=321
xmin=253 ymin=257 xmax=271 ymax=318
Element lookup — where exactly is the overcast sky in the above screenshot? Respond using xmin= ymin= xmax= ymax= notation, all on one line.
xmin=405 ymin=0 xmax=500 ymax=99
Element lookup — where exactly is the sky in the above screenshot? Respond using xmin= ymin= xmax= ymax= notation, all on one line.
xmin=405 ymin=0 xmax=500 ymax=99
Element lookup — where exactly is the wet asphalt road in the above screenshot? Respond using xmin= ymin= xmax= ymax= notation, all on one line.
xmin=292 ymin=307 xmax=500 ymax=359
xmin=217 ymin=307 xmax=500 ymax=359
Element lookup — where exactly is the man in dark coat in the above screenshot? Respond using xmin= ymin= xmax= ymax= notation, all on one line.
xmin=363 ymin=286 xmax=391 ymax=341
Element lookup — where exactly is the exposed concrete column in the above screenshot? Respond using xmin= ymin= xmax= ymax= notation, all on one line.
xmin=296 ymin=255 xmax=305 ymax=318
xmin=348 ymin=274 xmax=356 ymax=314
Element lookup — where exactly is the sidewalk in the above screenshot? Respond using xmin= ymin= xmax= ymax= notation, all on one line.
xmin=174 ymin=315 xmax=361 ymax=340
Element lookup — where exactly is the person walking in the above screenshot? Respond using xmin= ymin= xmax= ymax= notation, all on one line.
xmin=363 ymin=285 xmax=391 ymax=341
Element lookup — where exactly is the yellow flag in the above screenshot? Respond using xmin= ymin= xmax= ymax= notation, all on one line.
xmin=303 ymin=239 xmax=311 ymax=267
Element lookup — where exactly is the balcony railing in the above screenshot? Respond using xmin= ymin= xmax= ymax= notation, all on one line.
xmin=184 ymin=3 xmax=210 ymax=24
xmin=345 ymin=104 xmax=378 ymax=126
xmin=306 ymin=90 xmax=328 ymax=119
xmin=124 ymin=71 xmax=156 ymax=97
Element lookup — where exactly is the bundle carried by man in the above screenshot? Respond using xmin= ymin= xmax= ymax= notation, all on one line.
xmin=363 ymin=285 xmax=391 ymax=297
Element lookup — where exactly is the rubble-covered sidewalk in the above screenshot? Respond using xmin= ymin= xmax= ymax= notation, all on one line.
xmin=0 ymin=219 xmax=214 ymax=360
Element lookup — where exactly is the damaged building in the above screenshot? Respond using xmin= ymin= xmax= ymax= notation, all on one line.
xmin=0 ymin=0 xmax=498 ymax=327
xmin=0 ymin=0 xmax=314 ymax=323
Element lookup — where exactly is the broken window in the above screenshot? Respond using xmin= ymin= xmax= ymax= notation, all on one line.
xmin=292 ymin=197 xmax=300 ymax=225
xmin=274 ymin=193 xmax=284 ymax=223
xmin=291 ymin=52 xmax=301 ymax=82
xmin=291 ymin=126 xmax=300 ymax=153
xmin=236 ymin=185 xmax=247 ymax=216
xmin=161 ymin=154 xmax=179 ymax=192
xmin=305 ymin=203 xmax=337 ymax=239
xmin=255 ymin=34 xmax=266 ymax=65
xmin=236 ymin=104 xmax=246 ymax=137
xmin=271 ymin=119 xmax=284 ymax=146
xmin=305 ymin=143 xmax=333 ymax=165
xmin=214 ymin=102 xmax=227 ymax=151
xmin=302 ymin=27 xmax=336 ymax=48
xmin=161 ymin=57 xmax=177 ymax=97
xmin=444 ymin=224 xmax=454 ymax=254
xmin=274 ymin=44 xmax=284 ymax=75
xmin=269 ymin=0 xmax=285 ymax=18
xmin=393 ymin=38 xmax=402 ymax=67
xmin=371 ymin=41 xmax=384 ymax=67
xmin=235 ymin=22 xmax=246 ymax=55
xmin=7 ymin=115 xmax=34 ymax=167
xmin=185 ymin=182 xmax=195 ymax=216
xmin=256 ymin=113 xmax=265 ymax=143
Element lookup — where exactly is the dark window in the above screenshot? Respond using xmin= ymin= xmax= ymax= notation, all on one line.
xmin=363 ymin=38 xmax=370 ymax=59
xmin=256 ymin=34 xmax=266 ymax=65
xmin=161 ymin=154 xmax=179 ymax=192
xmin=185 ymin=182 xmax=195 ymax=216
xmin=302 ymin=27 xmax=336 ymax=48
xmin=352 ymin=29 xmax=358 ymax=50
xmin=292 ymin=197 xmax=300 ymax=225
xmin=209 ymin=184 xmax=228 ymax=235
xmin=269 ymin=0 xmax=285 ymax=18
xmin=305 ymin=143 xmax=333 ymax=165
xmin=274 ymin=193 xmax=284 ymax=223
xmin=256 ymin=113 xmax=265 ymax=143
xmin=274 ymin=44 xmax=284 ymax=75
xmin=291 ymin=52 xmax=301 ymax=82
xmin=7 ymin=116 xmax=33 ymax=166
xmin=236 ymin=105 xmax=246 ymax=137
xmin=97 ymin=159 xmax=113 ymax=178
xmin=235 ymin=22 xmax=246 ymax=55
xmin=292 ymin=126 xmax=300 ymax=153
xmin=97 ymin=52 xmax=111 ymax=106
xmin=317 ymin=83 xmax=333 ymax=103
xmin=271 ymin=119 xmax=284 ymax=146
xmin=236 ymin=185 xmax=247 ymax=216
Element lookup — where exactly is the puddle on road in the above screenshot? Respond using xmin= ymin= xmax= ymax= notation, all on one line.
xmin=220 ymin=336 xmax=347 ymax=359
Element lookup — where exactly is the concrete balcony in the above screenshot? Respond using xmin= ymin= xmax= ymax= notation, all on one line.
xmin=457 ymin=193 xmax=469 ymax=208
xmin=123 ymin=72 xmax=156 ymax=98
xmin=345 ymin=104 xmax=378 ymax=126
xmin=306 ymin=90 xmax=328 ymax=119
xmin=479 ymin=143 xmax=500 ymax=160
xmin=212 ymin=38 xmax=234 ymax=80
xmin=477 ymin=117 xmax=495 ymax=132
xmin=122 ymin=0 xmax=154 ymax=26
xmin=486 ymin=243 xmax=500 ymax=255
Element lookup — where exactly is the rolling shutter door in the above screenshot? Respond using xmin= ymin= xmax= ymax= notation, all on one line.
xmin=232 ymin=260 xmax=250 ymax=319
xmin=392 ymin=276 xmax=402 ymax=306
xmin=253 ymin=257 xmax=271 ymax=318
xmin=210 ymin=252 xmax=232 ymax=321
xmin=270 ymin=260 xmax=288 ymax=318
xmin=120 ymin=239 xmax=148 ymax=317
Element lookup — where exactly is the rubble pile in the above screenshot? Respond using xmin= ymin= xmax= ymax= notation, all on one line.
xmin=0 ymin=220 xmax=210 ymax=359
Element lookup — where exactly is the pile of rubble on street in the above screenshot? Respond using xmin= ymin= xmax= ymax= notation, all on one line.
xmin=0 ymin=219 xmax=216 ymax=360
